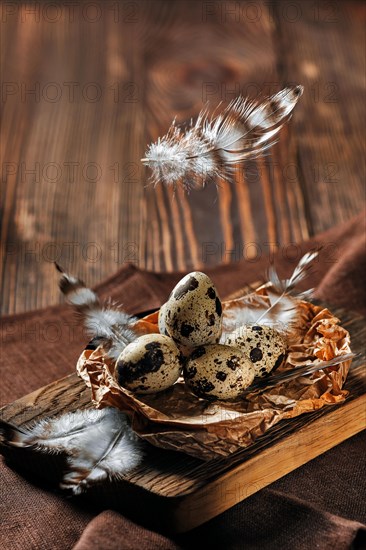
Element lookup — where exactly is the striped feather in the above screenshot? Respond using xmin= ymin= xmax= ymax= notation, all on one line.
xmin=55 ymin=263 xmax=138 ymax=360
xmin=142 ymin=85 xmax=303 ymax=189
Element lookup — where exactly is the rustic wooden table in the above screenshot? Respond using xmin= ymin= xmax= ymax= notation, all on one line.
xmin=1 ymin=0 xmax=365 ymax=315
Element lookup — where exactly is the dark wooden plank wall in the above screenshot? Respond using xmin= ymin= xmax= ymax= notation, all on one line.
xmin=1 ymin=0 xmax=365 ymax=315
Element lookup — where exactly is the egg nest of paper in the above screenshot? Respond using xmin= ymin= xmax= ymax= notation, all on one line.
xmin=77 ymin=287 xmax=352 ymax=460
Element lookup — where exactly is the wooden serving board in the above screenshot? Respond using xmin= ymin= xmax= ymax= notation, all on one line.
xmin=1 ymin=306 xmax=365 ymax=534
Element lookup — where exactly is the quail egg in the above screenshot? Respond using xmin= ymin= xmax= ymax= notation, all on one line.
xmin=225 ymin=325 xmax=287 ymax=378
xmin=115 ymin=334 xmax=182 ymax=394
xmin=184 ymin=344 xmax=255 ymax=401
xmin=163 ymin=271 xmax=223 ymax=347
xmin=158 ymin=303 xmax=169 ymax=336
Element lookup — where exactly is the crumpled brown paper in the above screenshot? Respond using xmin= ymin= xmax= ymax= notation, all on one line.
xmin=76 ymin=291 xmax=352 ymax=460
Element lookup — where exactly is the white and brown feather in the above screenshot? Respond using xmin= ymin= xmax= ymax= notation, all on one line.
xmin=142 ymin=85 xmax=303 ymax=189
xmin=55 ymin=263 xmax=138 ymax=360
xmin=0 ymin=408 xmax=143 ymax=494
xmin=56 ymin=263 xmax=99 ymax=311
xmin=222 ymin=250 xmax=318 ymax=336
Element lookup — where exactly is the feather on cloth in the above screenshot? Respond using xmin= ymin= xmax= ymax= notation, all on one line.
xmin=142 ymin=85 xmax=303 ymax=189
xmin=0 ymin=408 xmax=143 ymax=494
xmin=55 ymin=263 xmax=138 ymax=360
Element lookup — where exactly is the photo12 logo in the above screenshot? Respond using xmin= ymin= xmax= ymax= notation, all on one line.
xmin=201 ymin=242 xmax=338 ymax=264
xmin=1 ymin=2 xmax=140 ymax=24
xmin=201 ymin=1 xmax=340 ymax=24
xmin=1 ymin=81 xmax=140 ymax=104
xmin=1 ymin=161 xmax=142 ymax=185
xmin=5 ymin=240 xmax=140 ymax=266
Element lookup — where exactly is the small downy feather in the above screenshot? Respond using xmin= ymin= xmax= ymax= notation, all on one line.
xmin=55 ymin=263 xmax=138 ymax=360
xmin=142 ymin=85 xmax=303 ymax=189
xmin=257 ymin=250 xmax=319 ymax=327
xmin=0 ymin=408 xmax=143 ymax=494
xmin=222 ymin=250 xmax=319 ymax=335
xmin=267 ymin=250 xmax=319 ymax=298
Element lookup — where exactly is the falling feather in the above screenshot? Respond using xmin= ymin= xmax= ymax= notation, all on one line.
xmin=55 ymin=263 xmax=138 ymax=360
xmin=222 ymin=250 xmax=318 ymax=335
xmin=142 ymin=85 xmax=303 ymax=189
xmin=0 ymin=408 xmax=143 ymax=494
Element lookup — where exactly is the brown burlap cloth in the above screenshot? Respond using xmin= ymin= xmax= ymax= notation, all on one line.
xmin=1 ymin=212 xmax=365 ymax=550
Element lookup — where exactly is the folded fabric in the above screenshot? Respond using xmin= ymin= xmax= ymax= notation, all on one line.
xmin=73 ymin=511 xmax=181 ymax=550
xmin=1 ymin=211 xmax=365 ymax=550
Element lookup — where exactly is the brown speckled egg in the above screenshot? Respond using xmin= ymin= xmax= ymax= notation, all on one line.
xmin=184 ymin=344 xmax=255 ymax=401
xmin=163 ymin=272 xmax=223 ymax=347
xmin=158 ymin=303 xmax=169 ymax=336
xmin=115 ymin=334 xmax=182 ymax=394
xmin=225 ymin=325 xmax=287 ymax=378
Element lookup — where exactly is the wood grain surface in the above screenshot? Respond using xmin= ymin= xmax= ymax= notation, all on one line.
xmin=1 ymin=0 xmax=365 ymax=315
xmin=1 ymin=304 xmax=365 ymax=532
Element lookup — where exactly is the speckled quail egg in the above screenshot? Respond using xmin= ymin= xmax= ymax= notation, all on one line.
xmin=184 ymin=344 xmax=255 ymax=401
xmin=158 ymin=303 xmax=169 ymax=336
xmin=115 ymin=334 xmax=182 ymax=395
xmin=225 ymin=325 xmax=287 ymax=378
xmin=163 ymin=271 xmax=223 ymax=347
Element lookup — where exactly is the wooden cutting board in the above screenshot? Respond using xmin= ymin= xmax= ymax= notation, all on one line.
xmin=1 ymin=305 xmax=365 ymax=534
